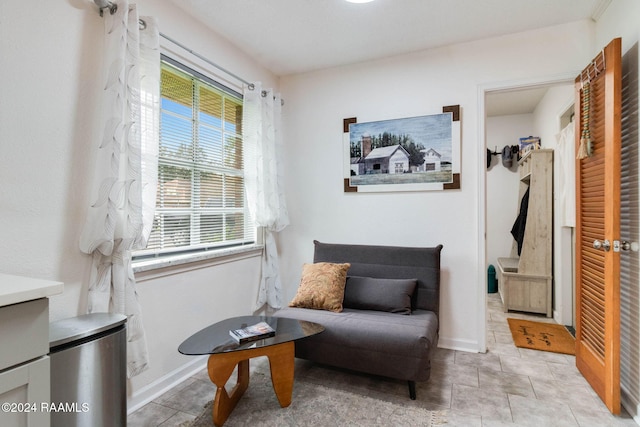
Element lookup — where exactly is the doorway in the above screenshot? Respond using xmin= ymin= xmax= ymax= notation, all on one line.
xmin=480 ymin=77 xmax=575 ymax=353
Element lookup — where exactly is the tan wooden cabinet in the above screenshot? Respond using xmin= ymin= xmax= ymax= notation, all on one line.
xmin=497 ymin=149 xmax=553 ymax=317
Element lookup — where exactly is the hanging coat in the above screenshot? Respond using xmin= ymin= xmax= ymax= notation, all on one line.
xmin=510 ymin=188 xmax=530 ymax=256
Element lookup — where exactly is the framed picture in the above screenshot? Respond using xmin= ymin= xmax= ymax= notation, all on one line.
xmin=343 ymin=105 xmax=460 ymax=192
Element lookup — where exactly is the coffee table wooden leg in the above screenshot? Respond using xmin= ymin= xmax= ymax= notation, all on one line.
xmin=266 ymin=341 xmax=295 ymax=407
xmin=205 ymin=342 xmax=295 ymax=426
xmin=207 ymin=355 xmax=249 ymax=427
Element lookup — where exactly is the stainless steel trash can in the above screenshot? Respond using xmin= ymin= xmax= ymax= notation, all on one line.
xmin=49 ymin=313 xmax=127 ymax=427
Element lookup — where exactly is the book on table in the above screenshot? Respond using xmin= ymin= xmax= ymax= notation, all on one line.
xmin=229 ymin=321 xmax=276 ymax=343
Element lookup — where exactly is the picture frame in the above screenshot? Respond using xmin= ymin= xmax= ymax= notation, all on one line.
xmin=343 ymin=105 xmax=461 ymax=192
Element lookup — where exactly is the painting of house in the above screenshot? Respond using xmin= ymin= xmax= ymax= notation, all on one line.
xmin=347 ymin=113 xmax=455 ymax=187
xmin=421 ymin=148 xmax=442 ymax=171
xmin=365 ymin=144 xmax=410 ymax=174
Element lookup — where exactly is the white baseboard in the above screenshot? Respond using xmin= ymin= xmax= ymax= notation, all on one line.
xmin=438 ymin=336 xmax=480 ymax=353
xmin=127 ymin=355 xmax=208 ymax=415
xmin=621 ymin=386 xmax=640 ymax=426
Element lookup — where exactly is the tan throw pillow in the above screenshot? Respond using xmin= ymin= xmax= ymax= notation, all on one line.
xmin=289 ymin=262 xmax=351 ymax=312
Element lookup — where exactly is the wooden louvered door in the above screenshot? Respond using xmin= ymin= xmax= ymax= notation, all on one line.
xmin=575 ymin=37 xmax=622 ymax=414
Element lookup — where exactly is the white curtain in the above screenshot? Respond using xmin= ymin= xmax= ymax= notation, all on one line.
xmin=79 ymin=1 xmax=160 ymax=377
xmin=243 ymin=83 xmax=290 ymax=310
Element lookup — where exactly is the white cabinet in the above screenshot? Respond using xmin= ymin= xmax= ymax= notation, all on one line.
xmin=497 ymin=150 xmax=553 ymax=317
xmin=0 ymin=298 xmax=49 ymax=371
xmin=0 ymin=356 xmax=50 ymax=427
xmin=0 ymin=274 xmax=63 ymax=427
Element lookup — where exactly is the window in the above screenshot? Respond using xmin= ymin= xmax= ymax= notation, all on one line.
xmin=135 ymin=58 xmax=255 ymax=259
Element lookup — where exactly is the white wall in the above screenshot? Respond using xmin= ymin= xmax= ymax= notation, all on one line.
xmin=279 ymin=20 xmax=595 ymax=352
xmin=0 ymin=0 xmax=101 ymax=320
xmin=485 ymin=114 xmax=534 ymax=272
xmin=0 ymin=0 xmax=276 ymax=410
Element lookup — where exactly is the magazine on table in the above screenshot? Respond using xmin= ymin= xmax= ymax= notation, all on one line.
xmin=229 ymin=321 xmax=276 ymax=343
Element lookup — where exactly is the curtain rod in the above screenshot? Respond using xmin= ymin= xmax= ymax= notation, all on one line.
xmin=93 ymin=1 xmax=249 ymax=86
xmin=160 ymin=31 xmax=285 ymax=105
xmin=93 ymin=1 xmax=283 ymax=104
xmin=159 ymin=31 xmax=252 ymax=87
xmin=94 ymin=0 xmax=117 ymax=16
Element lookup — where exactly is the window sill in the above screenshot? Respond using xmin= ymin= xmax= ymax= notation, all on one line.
xmin=133 ymin=244 xmax=263 ymax=282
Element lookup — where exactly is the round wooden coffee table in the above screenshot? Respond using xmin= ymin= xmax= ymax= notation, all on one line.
xmin=178 ymin=316 xmax=324 ymax=426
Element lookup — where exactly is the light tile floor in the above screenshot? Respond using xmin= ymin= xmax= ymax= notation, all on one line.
xmin=128 ymin=293 xmax=640 ymax=426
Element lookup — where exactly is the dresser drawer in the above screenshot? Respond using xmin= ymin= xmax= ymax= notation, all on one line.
xmin=0 ymin=298 xmax=48 ymax=371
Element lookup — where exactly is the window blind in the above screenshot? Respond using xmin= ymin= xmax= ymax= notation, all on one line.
xmin=137 ymin=60 xmax=254 ymax=257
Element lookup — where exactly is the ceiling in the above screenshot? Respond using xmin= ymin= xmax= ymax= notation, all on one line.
xmin=486 ymin=87 xmax=552 ymax=117
xmin=166 ymin=0 xmax=611 ymax=77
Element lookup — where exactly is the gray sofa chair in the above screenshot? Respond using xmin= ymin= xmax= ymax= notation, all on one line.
xmin=274 ymin=240 xmax=443 ymax=399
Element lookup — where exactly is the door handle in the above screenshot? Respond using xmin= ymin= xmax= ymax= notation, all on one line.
xmin=619 ymin=240 xmax=638 ymax=252
xmin=593 ymin=239 xmax=611 ymax=251
xmin=604 ymin=240 xmax=638 ymax=252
